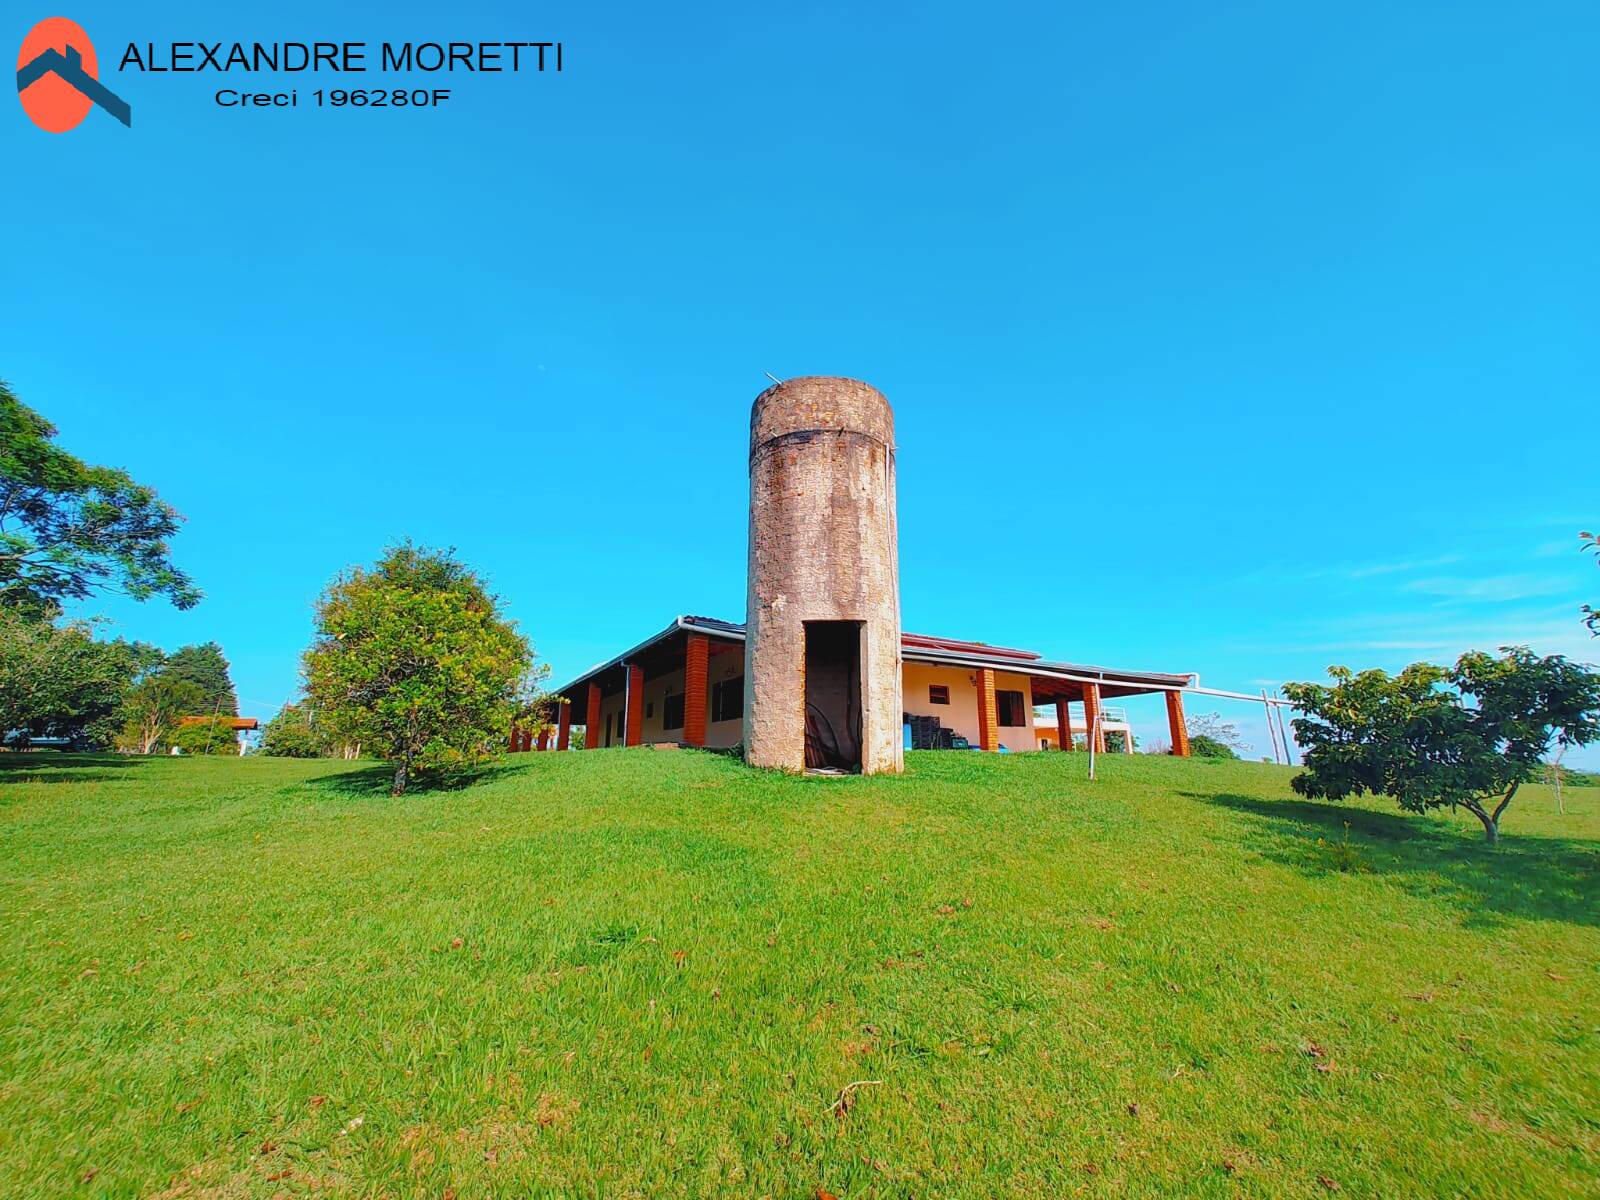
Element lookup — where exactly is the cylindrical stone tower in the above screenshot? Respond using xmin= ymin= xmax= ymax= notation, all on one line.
xmin=744 ymin=377 xmax=903 ymax=774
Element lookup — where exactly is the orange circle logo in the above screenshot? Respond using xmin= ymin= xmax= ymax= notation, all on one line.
xmin=18 ymin=16 xmax=101 ymax=132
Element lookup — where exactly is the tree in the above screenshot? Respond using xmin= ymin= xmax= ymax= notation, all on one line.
xmin=1189 ymin=734 xmax=1239 ymax=760
xmin=119 ymin=675 xmax=207 ymax=755
xmin=0 ymin=380 xmax=199 ymax=618
xmin=1582 ymin=530 xmax=1598 ymax=636
xmin=302 ymin=543 xmax=541 ymax=795
xmin=1285 ymin=648 xmax=1600 ymax=844
xmin=1186 ymin=711 xmax=1244 ymax=759
xmin=162 ymin=642 xmax=238 ymax=715
xmin=0 ymin=610 xmax=161 ymax=748
xmin=170 ymin=716 xmax=240 ymax=755
xmin=261 ymin=702 xmax=332 ymax=758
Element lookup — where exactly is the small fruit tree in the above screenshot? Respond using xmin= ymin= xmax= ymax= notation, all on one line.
xmin=303 ymin=543 xmax=542 ymax=795
xmin=1285 ymin=647 xmax=1600 ymax=844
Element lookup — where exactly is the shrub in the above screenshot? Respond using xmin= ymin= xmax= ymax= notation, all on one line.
xmin=170 ymin=716 xmax=240 ymax=756
xmin=261 ymin=702 xmax=329 ymax=758
xmin=1189 ymin=734 xmax=1239 ymax=760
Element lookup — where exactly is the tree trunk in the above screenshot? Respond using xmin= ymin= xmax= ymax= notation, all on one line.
xmin=391 ymin=758 xmax=408 ymax=796
xmin=1464 ymin=793 xmax=1511 ymax=844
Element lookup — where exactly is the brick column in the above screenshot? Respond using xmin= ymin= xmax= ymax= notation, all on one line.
xmin=535 ymin=728 xmax=549 ymax=751
xmin=625 ymin=663 xmax=644 ymax=746
xmin=585 ymin=682 xmax=602 ymax=750
xmin=975 ymin=668 xmax=998 ymax=752
xmin=556 ymin=700 xmax=571 ymax=751
xmin=508 ymin=725 xmax=521 ymax=753
xmin=1055 ymin=699 xmax=1072 ymax=752
xmin=683 ymin=633 xmax=709 ymax=747
xmin=1166 ymin=690 xmax=1191 ymax=757
xmin=1082 ymin=683 xmax=1106 ymax=753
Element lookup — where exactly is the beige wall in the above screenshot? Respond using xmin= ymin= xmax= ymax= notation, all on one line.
xmin=902 ymin=662 xmax=1036 ymax=750
xmin=595 ymin=647 xmax=1057 ymax=752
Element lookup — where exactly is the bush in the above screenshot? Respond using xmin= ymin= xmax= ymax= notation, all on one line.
xmin=1189 ymin=734 xmax=1239 ymax=760
xmin=170 ymin=716 xmax=240 ymax=756
xmin=261 ymin=702 xmax=328 ymax=758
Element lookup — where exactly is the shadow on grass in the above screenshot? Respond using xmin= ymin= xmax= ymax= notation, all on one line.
xmin=302 ymin=757 xmax=537 ymax=798
xmin=0 ymin=752 xmax=147 ymax=784
xmin=1193 ymin=792 xmax=1600 ymax=930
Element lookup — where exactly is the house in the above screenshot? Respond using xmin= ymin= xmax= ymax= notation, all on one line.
xmin=522 ymin=376 xmax=1202 ymax=769
xmin=538 ymin=615 xmax=1194 ymax=756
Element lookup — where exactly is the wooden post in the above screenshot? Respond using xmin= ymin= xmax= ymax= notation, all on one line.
xmin=684 ymin=633 xmax=709 ymax=747
xmin=585 ymin=682 xmax=602 ymax=750
xmin=1166 ymin=689 xmax=1191 ymax=757
xmin=1055 ymin=699 xmax=1072 ymax=752
xmin=975 ymin=668 xmax=998 ymax=752
xmin=625 ymin=663 xmax=644 ymax=746
xmin=1082 ymin=683 xmax=1106 ymax=754
xmin=556 ymin=700 xmax=571 ymax=751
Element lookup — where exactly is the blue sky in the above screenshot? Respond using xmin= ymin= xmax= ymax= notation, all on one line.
xmin=6 ymin=1 xmax=1597 ymax=763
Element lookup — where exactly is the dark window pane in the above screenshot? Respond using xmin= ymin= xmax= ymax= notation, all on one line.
xmin=712 ymin=676 xmax=745 ymax=723
xmin=929 ymin=684 xmax=950 ymax=705
xmin=663 ymin=693 xmax=685 ymax=731
xmin=997 ymin=690 xmax=1026 ymax=726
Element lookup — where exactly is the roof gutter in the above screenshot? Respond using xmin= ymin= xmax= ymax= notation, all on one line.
xmin=899 ymin=644 xmax=1195 ymax=692
xmin=552 ymin=616 xmax=699 ymax=697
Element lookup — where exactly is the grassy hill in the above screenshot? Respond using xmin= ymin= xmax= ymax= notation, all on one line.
xmin=1 ymin=750 xmax=1595 ymax=1198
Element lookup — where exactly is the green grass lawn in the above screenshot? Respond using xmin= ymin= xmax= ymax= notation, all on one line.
xmin=1 ymin=750 xmax=1595 ymax=1199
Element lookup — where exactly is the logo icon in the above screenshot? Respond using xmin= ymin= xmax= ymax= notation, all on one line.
xmin=17 ymin=17 xmax=130 ymax=131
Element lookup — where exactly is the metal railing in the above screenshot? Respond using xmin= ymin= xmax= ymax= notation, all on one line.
xmin=1032 ymin=706 xmax=1129 ymax=726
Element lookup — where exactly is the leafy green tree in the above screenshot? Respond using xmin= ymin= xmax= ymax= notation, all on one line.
xmin=0 ymin=610 xmax=161 ymax=747
xmin=1187 ymin=711 xmax=1245 ymax=758
xmin=261 ymin=702 xmax=332 ymax=758
xmin=162 ymin=642 xmax=238 ymax=715
xmin=169 ymin=715 xmax=241 ymax=755
xmin=0 ymin=380 xmax=199 ymax=619
xmin=119 ymin=676 xmax=207 ymax=755
xmin=302 ymin=543 xmax=541 ymax=795
xmin=1189 ymin=734 xmax=1239 ymax=760
xmin=1286 ymin=648 xmax=1600 ymax=843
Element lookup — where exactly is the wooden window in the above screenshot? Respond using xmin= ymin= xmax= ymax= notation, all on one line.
xmin=711 ymin=676 xmax=744 ymax=723
xmin=928 ymin=684 xmax=950 ymax=705
xmin=662 ymin=693 xmax=685 ymax=731
xmin=996 ymin=690 xmax=1026 ymax=727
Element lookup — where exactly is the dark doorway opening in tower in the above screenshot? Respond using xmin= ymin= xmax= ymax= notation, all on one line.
xmin=804 ymin=620 xmax=863 ymax=772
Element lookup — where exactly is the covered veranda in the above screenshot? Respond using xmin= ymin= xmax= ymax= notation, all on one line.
xmin=517 ymin=616 xmax=1201 ymax=757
